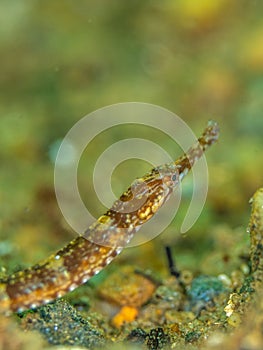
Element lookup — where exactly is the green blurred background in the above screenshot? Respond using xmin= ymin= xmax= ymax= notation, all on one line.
xmin=0 ymin=0 xmax=262 ymax=271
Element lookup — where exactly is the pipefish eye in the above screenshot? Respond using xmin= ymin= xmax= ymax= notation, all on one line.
xmin=172 ymin=174 xmax=178 ymax=182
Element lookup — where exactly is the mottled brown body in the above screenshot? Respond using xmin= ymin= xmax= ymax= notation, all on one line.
xmin=0 ymin=121 xmax=219 ymax=313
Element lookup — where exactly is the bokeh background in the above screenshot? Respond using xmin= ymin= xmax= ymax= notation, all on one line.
xmin=0 ymin=0 xmax=262 ymax=285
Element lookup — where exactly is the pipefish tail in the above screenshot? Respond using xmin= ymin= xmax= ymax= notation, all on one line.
xmin=0 ymin=121 xmax=219 ymax=314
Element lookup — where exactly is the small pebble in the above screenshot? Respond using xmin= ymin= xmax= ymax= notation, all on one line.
xmin=187 ymin=275 xmax=228 ymax=304
xmin=146 ymin=328 xmax=168 ymax=350
xmin=98 ymin=266 xmax=157 ymax=307
xmin=227 ymin=312 xmax=241 ymax=327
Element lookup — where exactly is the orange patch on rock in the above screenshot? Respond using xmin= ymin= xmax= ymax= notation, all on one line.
xmin=111 ymin=306 xmax=139 ymax=328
